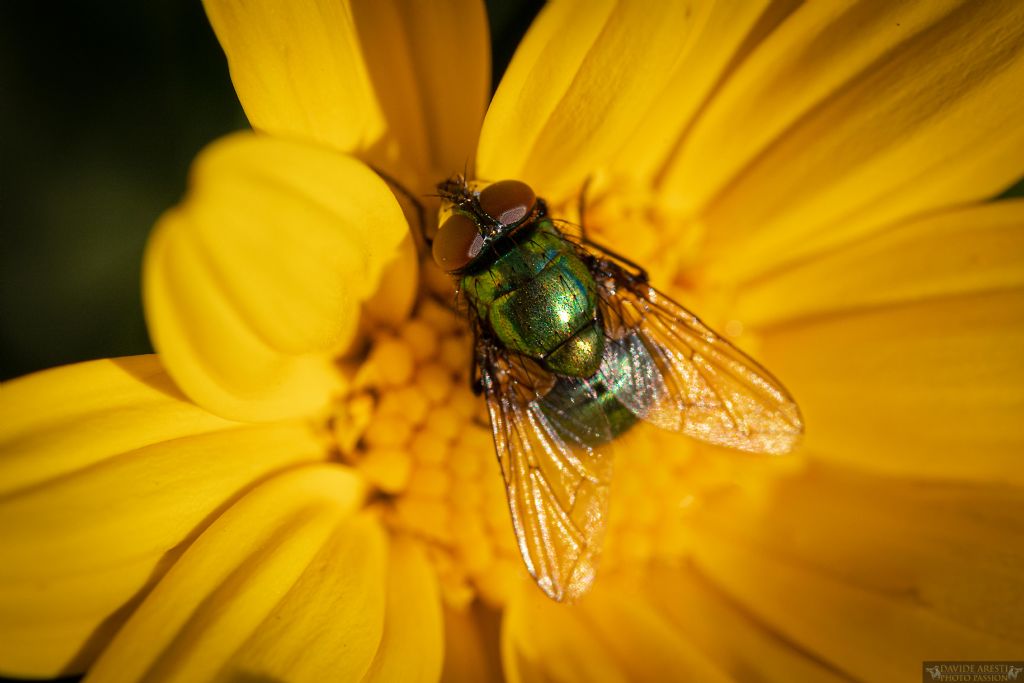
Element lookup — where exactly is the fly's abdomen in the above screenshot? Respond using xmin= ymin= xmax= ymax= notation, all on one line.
xmin=538 ymin=332 xmax=650 ymax=446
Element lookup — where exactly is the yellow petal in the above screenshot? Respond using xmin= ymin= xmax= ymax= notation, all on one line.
xmin=478 ymin=0 xmax=710 ymax=199
xmin=363 ymin=233 xmax=419 ymax=329
xmin=639 ymin=565 xmax=851 ymax=683
xmin=735 ymin=200 xmax=1024 ymax=328
xmin=362 ymin=536 xmax=443 ymax=683
xmin=203 ymin=0 xmax=384 ymax=158
xmin=144 ymin=132 xmax=407 ymax=421
xmin=609 ymin=0 xmax=782 ymax=183
xmin=502 ymin=582 xmax=730 ymax=683
xmin=574 ymin=585 xmax=734 ymax=683
xmin=759 ymin=288 xmax=1024 ymax=483
xmin=204 ymin=0 xmax=488 ymax=189
xmin=688 ymin=462 xmax=1024 ymax=681
xmin=503 ymin=584 xmax=627 ymax=683
xmin=84 ymin=466 xmax=384 ymax=683
xmin=0 ymin=356 xmax=329 ymax=678
xmin=664 ymin=0 xmax=1024 ymax=283
xmin=441 ymin=604 xmax=504 ymax=683
xmin=349 ymin=0 xmax=489 ymax=184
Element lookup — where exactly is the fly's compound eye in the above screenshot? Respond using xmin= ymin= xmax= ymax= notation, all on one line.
xmin=478 ymin=179 xmax=536 ymax=226
xmin=432 ymin=212 xmax=484 ymax=272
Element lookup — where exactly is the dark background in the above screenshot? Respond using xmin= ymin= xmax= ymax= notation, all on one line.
xmin=0 ymin=0 xmax=543 ymax=382
xmin=1 ymin=6 xmax=541 ymax=681
xmin=0 ymin=3 xmax=1022 ymax=682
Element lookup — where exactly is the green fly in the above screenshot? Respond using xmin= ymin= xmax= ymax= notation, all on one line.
xmin=428 ymin=177 xmax=802 ymax=601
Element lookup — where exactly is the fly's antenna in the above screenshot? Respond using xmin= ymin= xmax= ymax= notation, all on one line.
xmin=436 ymin=174 xmax=475 ymax=208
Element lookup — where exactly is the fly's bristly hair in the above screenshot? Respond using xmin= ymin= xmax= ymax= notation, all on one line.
xmin=437 ymin=174 xmax=474 ymax=207
xmin=436 ymin=175 xmax=550 ymax=241
xmin=441 ymin=175 xmax=506 ymax=238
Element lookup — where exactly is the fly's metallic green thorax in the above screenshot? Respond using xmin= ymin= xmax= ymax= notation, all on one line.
xmin=461 ymin=219 xmax=604 ymax=377
xmin=434 ymin=177 xmax=605 ymax=378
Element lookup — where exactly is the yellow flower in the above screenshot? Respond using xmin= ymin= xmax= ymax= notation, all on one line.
xmin=3 ymin=0 xmax=1024 ymax=681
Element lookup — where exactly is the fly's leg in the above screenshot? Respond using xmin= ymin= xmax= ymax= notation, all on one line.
xmin=575 ymin=176 xmax=649 ymax=283
xmin=576 ymin=175 xmax=593 ymax=236
xmin=469 ymin=351 xmax=483 ymax=396
xmin=467 ymin=308 xmax=485 ymax=396
xmin=370 ymin=165 xmax=431 ymax=252
xmin=468 ymin=342 xmax=485 ymax=397
xmin=581 ymin=238 xmax=649 ymax=284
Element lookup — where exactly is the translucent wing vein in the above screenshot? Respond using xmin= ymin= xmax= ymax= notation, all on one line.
xmin=600 ymin=275 xmax=803 ymax=454
xmin=479 ymin=346 xmax=613 ymax=601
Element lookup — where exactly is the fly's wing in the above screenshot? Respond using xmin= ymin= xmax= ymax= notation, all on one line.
xmin=476 ymin=342 xmax=614 ymax=602
xmin=596 ymin=263 xmax=803 ymax=455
